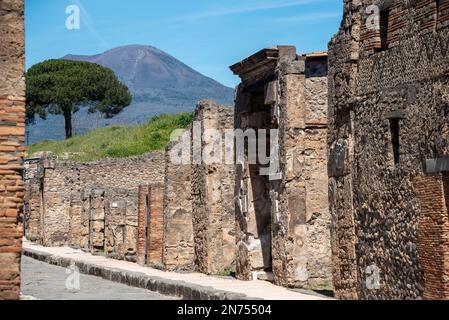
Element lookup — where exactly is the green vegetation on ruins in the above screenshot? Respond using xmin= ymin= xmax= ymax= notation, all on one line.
xmin=26 ymin=112 xmax=194 ymax=162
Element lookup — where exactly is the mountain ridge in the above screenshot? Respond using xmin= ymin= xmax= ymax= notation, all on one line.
xmin=27 ymin=44 xmax=234 ymax=144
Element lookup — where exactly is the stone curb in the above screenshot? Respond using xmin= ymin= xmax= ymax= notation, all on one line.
xmin=23 ymin=248 xmax=262 ymax=300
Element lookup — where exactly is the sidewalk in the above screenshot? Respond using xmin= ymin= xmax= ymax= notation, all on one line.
xmin=22 ymin=240 xmax=329 ymax=300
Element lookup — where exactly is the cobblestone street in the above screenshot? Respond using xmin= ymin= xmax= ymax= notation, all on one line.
xmin=21 ymin=256 xmax=174 ymax=300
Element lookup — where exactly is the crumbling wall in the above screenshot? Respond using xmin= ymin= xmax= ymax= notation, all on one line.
xmin=0 ymin=0 xmax=25 ymax=300
xmin=231 ymin=47 xmax=332 ymax=288
xmin=328 ymin=0 xmax=449 ymax=299
xmin=191 ymin=100 xmax=235 ymax=275
xmin=163 ymin=141 xmax=194 ymax=271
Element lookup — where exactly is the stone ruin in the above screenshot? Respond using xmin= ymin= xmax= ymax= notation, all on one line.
xmin=137 ymin=100 xmax=236 ymax=274
xmin=161 ymin=139 xmax=195 ymax=271
xmin=24 ymin=152 xmax=165 ymax=262
xmin=4 ymin=0 xmax=449 ymax=301
xmin=191 ymin=101 xmax=236 ymax=275
xmin=22 ymin=53 xmax=334 ymax=291
xmin=0 ymin=0 xmax=25 ymax=300
xmin=230 ymin=46 xmax=332 ymax=288
xmin=328 ymin=0 xmax=449 ymax=299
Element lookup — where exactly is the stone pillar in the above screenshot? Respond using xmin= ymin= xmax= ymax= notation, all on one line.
xmin=0 ymin=0 xmax=25 ymax=300
xmin=24 ymin=158 xmax=44 ymax=242
xmin=69 ymin=190 xmax=87 ymax=249
xmin=40 ymin=156 xmax=71 ymax=247
xmin=163 ymin=141 xmax=194 ymax=271
xmin=191 ymin=100 xmax=235 ymax=275
xmin=89 ymin=189 xmax=105 ymax=254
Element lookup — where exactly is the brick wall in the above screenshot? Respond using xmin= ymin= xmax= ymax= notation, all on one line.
xmin=361 ymin=0 xmax=449 ymax=53
xmin=413 ymin=173 xmax=449 ymax=300
xmin=0 ymin=0 xmax=25 ymax=300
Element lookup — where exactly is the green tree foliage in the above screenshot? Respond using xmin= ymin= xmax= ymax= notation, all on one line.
xmin=26 ymin=59 xmax=132 ymax=138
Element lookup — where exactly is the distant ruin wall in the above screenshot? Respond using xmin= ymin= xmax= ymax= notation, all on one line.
xmin=0 ymin=0 xmax=25 ymax=300
xmin=191 ymin=100 xmax=235 ymax=275
xmin=24 ymin=152 xmax=164 ymax=261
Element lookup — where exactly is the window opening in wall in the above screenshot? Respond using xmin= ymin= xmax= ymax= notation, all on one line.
xmin=435 ymin=0 xmax=441 ymax=30
xmin=389 ymin=118 xmax=400 ymax=165
xmin=376 ymin=8 xmax=390 ymax=52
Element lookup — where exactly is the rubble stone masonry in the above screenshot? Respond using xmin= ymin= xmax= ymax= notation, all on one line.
xmin=191 ymin=100 xmax=236 ymax=275
xmin=0 ymin=0 xmax=25 ymax=300
xmin=328 ymin=0 xmax=449 ymax=299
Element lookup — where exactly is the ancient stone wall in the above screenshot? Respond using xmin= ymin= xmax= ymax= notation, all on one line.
xmin=231 ymin=47 xmax=332 ymax=288
xmin=191 ymin=100 xmax=235 ymax=275
xmin=0 ymin=0 xmax=25 ymax=300
xmin=24 ymin=152 xmax=164 ymax=262
xmin=328 ymin=0 xmax=449 ymax=299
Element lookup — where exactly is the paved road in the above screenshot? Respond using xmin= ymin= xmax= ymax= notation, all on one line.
xmin=21 ymin=256 xmax=174 ymax=300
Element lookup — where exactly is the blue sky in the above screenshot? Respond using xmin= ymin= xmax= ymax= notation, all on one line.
xmin=25 ymin=0 xmax=343 ymax=87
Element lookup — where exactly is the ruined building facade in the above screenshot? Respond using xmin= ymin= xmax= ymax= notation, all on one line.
xmin=0 ymin=0 xmax=25 ymax=300
xmin=231 ymin=46 xmax=332 ymax=288
xmin=24 ymin=152 xmax=165 ymax=262
xmin=328 ymin=0 xmax=449 ymax=299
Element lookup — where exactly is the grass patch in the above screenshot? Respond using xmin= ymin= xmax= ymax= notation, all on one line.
xmin=27 ymin=112 xmax=194 ymax=161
